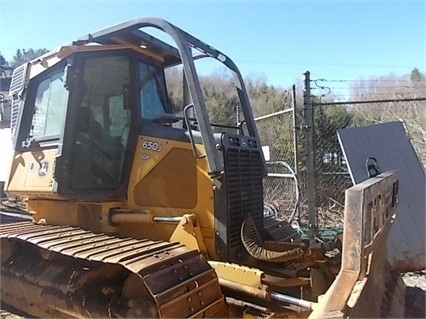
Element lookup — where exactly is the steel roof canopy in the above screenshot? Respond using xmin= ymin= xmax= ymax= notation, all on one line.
xmin=75 ymin=17 xmax=239 ymax=71
xmin=75 ymin=17 xmax=266 ymax=178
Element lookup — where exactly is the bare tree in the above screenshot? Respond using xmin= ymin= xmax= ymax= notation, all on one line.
xmin=350 ymin=70 xmax=426 ymax=165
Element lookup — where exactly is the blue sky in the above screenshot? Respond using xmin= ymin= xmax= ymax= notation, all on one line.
xmin=0 ymin=0 xmax=425 ymax=88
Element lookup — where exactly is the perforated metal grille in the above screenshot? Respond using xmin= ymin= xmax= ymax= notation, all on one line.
xmin=223 ymin=142 xmax=264 ymax=258
xmin=9 ymin=64 xmax=28 ymax=139
xmin=10 ymin=98 xmax=21 ymax=138
xmin=9 ymin=64 xmax=27 ymax=94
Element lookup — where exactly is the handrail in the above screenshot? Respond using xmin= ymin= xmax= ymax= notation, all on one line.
xmin=184 ymin=104 xmax=206 ymax=159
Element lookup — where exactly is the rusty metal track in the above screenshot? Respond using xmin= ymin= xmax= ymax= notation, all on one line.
xmin=0 ymin=222 xmax=224 ymax=318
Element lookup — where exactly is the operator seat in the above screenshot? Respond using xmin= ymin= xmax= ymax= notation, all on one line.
xmin=71 ymin=107 xmax=104 ymax=188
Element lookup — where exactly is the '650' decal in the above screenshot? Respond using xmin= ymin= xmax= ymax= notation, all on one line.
xmin=142 ymin=139 xmax=162 ymax=152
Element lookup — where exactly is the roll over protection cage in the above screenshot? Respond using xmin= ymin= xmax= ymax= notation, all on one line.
xmin=76 ymin=17 xmax=266 ymax=179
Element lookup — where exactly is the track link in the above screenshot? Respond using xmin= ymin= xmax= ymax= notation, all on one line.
xmin=0 ymin=222 xmax=224 ymax=318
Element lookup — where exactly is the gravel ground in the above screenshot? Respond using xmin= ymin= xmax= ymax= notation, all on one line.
xmin=0 ymin=305 xmax=31 ymax=319
xmin=402 ymin=271 xmax=426 ymax=290
xmin=402 ymin=271 xmax=426 ymax=318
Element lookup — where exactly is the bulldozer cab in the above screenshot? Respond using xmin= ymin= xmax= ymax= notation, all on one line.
xmin=8 ymin=18 xmax=264 ymax=199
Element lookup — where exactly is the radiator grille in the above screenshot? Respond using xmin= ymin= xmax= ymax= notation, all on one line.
xmin=10 ymin=98 xmax=21 ymax=138
xmin=9 ymin=64 xmax=28 ymax=140
xmin=9 ymin=64 xmax=27 ymax=94
xmin=223 ymin=137 xmax=264 ymax=259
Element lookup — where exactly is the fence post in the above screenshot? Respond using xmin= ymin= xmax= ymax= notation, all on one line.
xmin=291 ymin=84 xmax=300 ymax=220
xmin=303 ymin=71 xmax=317 ymax=244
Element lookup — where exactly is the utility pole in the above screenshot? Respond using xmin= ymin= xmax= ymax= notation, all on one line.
xmin=303 ymin=71 xmax=317 ymax=244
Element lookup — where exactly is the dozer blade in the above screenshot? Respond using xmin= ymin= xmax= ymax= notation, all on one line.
xmin=309 ymin=171 xmax=406 ymax=319
xmin=0 ymin=222 xmax=225 ymax=318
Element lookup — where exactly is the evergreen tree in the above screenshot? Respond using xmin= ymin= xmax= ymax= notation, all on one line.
xmin=410 ymin=68 xmax=424 ymax=82
xmin=0 ymin=52 xmax=7 ymax=67
xmin=12 ymin=48 xmax=49 ymax=68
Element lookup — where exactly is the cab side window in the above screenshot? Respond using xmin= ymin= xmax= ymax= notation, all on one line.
xmin=30 ymin=70 xmax=68 ymax=139
xmin=139 ymin=62 xmax=167 ymax=120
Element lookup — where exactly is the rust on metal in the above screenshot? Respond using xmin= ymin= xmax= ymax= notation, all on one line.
xmin=0 ymin=222 xmax=224 ymax=318
xmin=309 ymin=171 xmax=404 ymax=319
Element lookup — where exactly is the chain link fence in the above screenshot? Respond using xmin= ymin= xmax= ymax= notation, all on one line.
xmin=253 ymin=73 xmax=425 ymax=232
xmin=311 ymin=104 xmax=354 ymax=227
xmin=252 ymin=94 xmax=352 ymax=227
xmin=255 ymin=108 xmax=299 ymax=221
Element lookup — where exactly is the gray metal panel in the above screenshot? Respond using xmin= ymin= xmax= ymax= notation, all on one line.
xmin=338 ymin=121 xmax=425 ymax=271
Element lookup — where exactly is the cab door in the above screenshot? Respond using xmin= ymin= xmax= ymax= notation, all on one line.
xmin=58 ymin=52 xmax=135 ymax=198
xmin=7 ymin=63 xmax=69 ymax=195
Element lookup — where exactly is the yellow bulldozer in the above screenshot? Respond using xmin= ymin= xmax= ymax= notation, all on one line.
xmin=0 ymin=17 xmax=405 ymax=318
